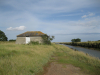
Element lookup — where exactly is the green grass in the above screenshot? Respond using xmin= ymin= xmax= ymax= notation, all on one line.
xmin=0 ymin=42 xmax=56 ymax=75
xmin=0 ymin=42 xmax=100 ymax=75
xmin=53 ymin=44 xmax=100 ymax=75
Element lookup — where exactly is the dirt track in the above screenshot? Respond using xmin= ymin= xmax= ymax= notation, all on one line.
xmin=44 ymin=62 xmax=88 ymax=75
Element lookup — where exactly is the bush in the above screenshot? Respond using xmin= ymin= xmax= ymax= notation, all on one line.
xmin=41 ymin=34 xmax=54 ymax=45
xmin=71 ymin=38 xmax=81 ymax=42
xmin=28 ymin=41 xmax=40 ymax=45
xmin=9 ymin=39 xmax=16 ymax=42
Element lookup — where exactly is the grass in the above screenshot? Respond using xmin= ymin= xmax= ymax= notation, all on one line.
xmin=0 ymin=42 xmax=56 ymax=75
xmin=53 ymin=44 xmax=100 ymax=75
xmin=0 ymin=42 xmax=100 ymax=75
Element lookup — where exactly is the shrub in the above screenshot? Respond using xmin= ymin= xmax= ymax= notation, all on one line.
xmin=71 ymin=38 xmax=81 ymax=42
xmin=41 ymin=34 xmax=54 ymax=45
xmin=28 ymin=41 xmax=40 ymax=45
xmin=9 ymin=39 xmax=16 ymax=42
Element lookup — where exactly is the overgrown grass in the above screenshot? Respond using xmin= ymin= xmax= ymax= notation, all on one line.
xmin=53 ymin=44 xmax=100 ymax=75
xmin=0 ymin=42 xmax=56 ymax=75
xmin=0 ymin=42 xmax=100 ymax=75
xmin=28 ymin=41 xmax=40 ymax=45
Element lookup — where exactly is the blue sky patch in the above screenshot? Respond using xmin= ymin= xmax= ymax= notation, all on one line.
xmin=0 ymin=0 xmax=100 ymax=42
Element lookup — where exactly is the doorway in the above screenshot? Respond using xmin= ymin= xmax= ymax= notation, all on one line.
xmin=26 ymin=37 xmax=30 ymax=44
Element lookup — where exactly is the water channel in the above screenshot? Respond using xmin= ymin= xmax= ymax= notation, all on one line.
xmin=61 ymin=44 xmax=100 ymax=59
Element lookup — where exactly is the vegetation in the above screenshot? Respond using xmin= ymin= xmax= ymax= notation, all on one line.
xmin=41 ymin=34 xmax=54 ymax=45
xmin=0 ymin=41 xmax=56 ymax=75
xmin=0 ymin=42 xmax=100 ymax=75
xmin=53 ymin=44 xmax=100 ymax=75
xmin=9 ymin=39 xmax=16 ymax=42
xmin=61 ymin=41 xmax=100 ymax=50
xmin=28 ymin=41 xmax=40 ymax=45
xmin=71 ymin=38 xmax=81 ymax=42
xmin=27 ymin=34 xmax=54 ymax=45
xmin=0 ymin=30 xmax=8 ymax=41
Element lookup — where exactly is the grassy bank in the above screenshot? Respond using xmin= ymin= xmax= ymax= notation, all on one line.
xmin=0 ymin=42 xmax=100 ymax=75
xmin=0 ymin=42 xmax=56 ymax=75
xmin=60 ymin=41 xmax=100 ymax=50
xmin=53 ymin=44 xmax=100 ymax=75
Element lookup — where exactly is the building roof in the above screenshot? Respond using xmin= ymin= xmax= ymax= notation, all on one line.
xmin=17 ymin=31 xmax=45 ymax=37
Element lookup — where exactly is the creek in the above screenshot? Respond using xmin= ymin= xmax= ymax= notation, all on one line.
xmin=62 ymin=44 xmax=100 ymax=59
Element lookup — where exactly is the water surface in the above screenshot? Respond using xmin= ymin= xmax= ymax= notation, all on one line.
xmin=62 ymin=44 xmax=100 ymax=59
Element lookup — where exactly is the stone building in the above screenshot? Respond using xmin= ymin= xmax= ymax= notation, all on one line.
xmin=16 ymin=31 xmax=45 ymax=44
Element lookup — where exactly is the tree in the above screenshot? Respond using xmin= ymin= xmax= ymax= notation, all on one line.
xmin=9 ymin=39 xmax=16 ymax=42
xmin=41 ymin=34 xmax=54 ymax=45
xmin=0 ymin=30 xmax=8 ymax=41
xmin=75 ymin=38 xmax=81 ymax=42
xmin=71 ymin=39 xmax=75 ymax=42
xmin=71 ymin=38 xmax=81 ymax=42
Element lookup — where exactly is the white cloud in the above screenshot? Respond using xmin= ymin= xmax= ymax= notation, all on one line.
xmin=82 ymin=15 xmax=87 ymax=18
xmin=88 ymin=13 xmax=95 ymax=16
xmin=0 ymin=0 xmax=100 ymax=42
xmin=1 ymin=0 xmax=99 ymax=14
xmin=7 ymin=26 xmax=26 ymax=31
xmin=82 ymin=13 xmax=95 ymax=18
xmin=60 ymin=13 xmax=83 ymax=16
xmin=41 ymin=16 xmax=100 ymax=34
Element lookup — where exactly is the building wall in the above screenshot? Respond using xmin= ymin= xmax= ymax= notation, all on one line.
xmin=16 ymin=36 xmax=43 ymax=44
xmin=16 ymin=37 xmax=26 ymax=44
xmin=30 ymin=36 xmax=43 ymax=43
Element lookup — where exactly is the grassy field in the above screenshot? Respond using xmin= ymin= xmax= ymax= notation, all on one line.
xmin=0 ymin=42 xmax=100 ymax=75
xmin=53 ymin=44 xmax=100 ymax=75
xmin=0 ymin=42 xmax=56 ymax=75
xmin=60 ymin=41 xmax=100 ymax=50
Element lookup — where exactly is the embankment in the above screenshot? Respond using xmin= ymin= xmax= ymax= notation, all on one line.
xmin=0 ymin=42 xmax=100 ymax=75
xmin=60 ymin=41 xmax=100 ymax=51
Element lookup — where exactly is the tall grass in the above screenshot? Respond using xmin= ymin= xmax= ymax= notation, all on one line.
xmin=53 ymin=44 xmax=100 ymax=75
xmin=28 ymin=41 xmax=40 ymax=45
xmin=0 ymin=42 xmax=100 ymax=75
xmin=0 ymin=42 xmax=56 ymax=75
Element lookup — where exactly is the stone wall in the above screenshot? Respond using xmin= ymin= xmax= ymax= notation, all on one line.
xmin=30 ymin=36 xmax=43 ymax=43
xmin=16 ymin=37 xmax=26 ymax=44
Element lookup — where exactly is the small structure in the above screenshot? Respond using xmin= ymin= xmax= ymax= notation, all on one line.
xmin=16 ymin=31 xmax=45 ymax=44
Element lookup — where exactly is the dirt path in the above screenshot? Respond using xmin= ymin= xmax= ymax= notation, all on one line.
xmin=43 ymin=56 xmax=89 ymax=75
xmin=44 ymin=62 xmax=88 ymax=75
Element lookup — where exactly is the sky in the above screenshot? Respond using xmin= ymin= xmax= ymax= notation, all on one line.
xmin=0 ymin=0 xmax=100 ymax=42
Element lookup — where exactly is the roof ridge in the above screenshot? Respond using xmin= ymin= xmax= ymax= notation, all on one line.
xmin=17 ymin=31 xmax=45 ymax=37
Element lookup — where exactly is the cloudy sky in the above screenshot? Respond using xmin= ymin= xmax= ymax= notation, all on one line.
xmin=0 ymin=0 xmax=100 ymax=42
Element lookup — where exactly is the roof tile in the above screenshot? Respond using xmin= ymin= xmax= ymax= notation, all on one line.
xmin=17 ymin=31 xmax=45 ymax=37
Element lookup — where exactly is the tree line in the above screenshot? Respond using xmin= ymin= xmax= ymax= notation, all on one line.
xmin=71 ymin=38 xmax=81 ymax=42
xmin=0 ymin=30 xmax=8 ymax=41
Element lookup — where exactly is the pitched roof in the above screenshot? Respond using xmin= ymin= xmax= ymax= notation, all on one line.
xmin=17 ymin=31 xmax=45 ymax=37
